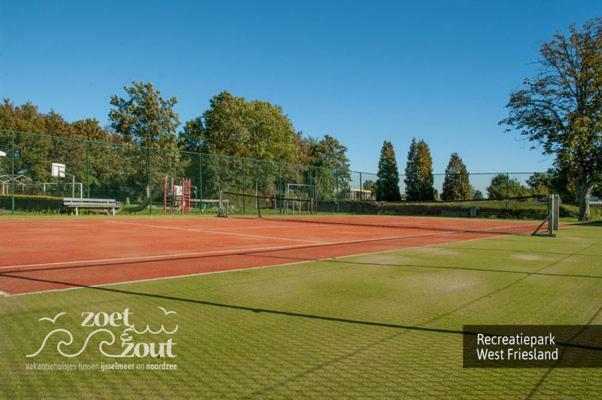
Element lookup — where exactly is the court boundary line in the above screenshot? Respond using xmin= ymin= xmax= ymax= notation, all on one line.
xmin=0 ymin=230 xmax=460 ymax=272
xmin=103 ymin=219 xmax=329 ymax=245
xmin=4 ymin=232 xmax=503 ymax=297
xmin=0 ymin=243 xmax=316 ymax=271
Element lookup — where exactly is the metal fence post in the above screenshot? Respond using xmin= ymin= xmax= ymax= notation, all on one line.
xmin=85 ymin=140 xmax=90 ymax=198
xmin=147 ymin=147 xmax=152 ymax=214
xmin=11 ymin=130 xmax=15 ymax=213
xmin=359 ymin=172 xmax=363 ymax=201
xmin=198 ymin=153 xmax=203 ymax=201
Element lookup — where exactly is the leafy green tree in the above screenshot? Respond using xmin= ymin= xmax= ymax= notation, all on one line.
xmin=186 ymin=91 xmax=300 ymax=197
xmin=109 ymin=82 xmax=182 ymax=198
xmin=473 ymin=190 xmax=484 ymax=200
xmin=179 ymin=117 xmax=204 ymax=153
xmin=305 ymin=135 xmax=351 ymax=199
xmin=441 ymin=153 xmax=470 ymax=200
xmin=526 ymin=172 xmax=552 ymax=196
xmin=404 ymin=138 xmax=435 ymax=201
xmin=70 ymin=119 xmax=122 ymax=198
xmin=109 ymin=81 xmax=179 ymax=147
xmin=198 ymin=91 xmax=297 ymax=161
xmin=178 ymin=118 xmax=206 ymax=197
xmin=500 ymin=19 xmax=602 ymax=220
xmin=486 ymin=174 xmax=531 ymax=199
xmin=362 ymin=180 xmax=375 ymax=190
xmin=375 ymin=141 xmax=401 ymax=201
xmin=0 ymin=100 xmax=78 ymax=187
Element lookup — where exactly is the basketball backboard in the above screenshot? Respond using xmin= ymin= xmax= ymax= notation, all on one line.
xmin=51 ymin=163 xmax=66 ymax=178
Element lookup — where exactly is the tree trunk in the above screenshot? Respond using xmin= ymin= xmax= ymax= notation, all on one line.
xmin=577 ymin=182 xmax=593 ymax=221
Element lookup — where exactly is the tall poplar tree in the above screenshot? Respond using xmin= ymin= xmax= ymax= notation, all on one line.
xmin=404 ymin=138 xmax=435 ymax=201
xmin=375 ymin=141 xmax=401 ymax=201
xmin=441 ymin=153 xmax=470 ymax=200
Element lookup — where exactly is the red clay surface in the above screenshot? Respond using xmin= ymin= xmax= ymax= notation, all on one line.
xmin=0 ymin=216 xmax=541 ymax=295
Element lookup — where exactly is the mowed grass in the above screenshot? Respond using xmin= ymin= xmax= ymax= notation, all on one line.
xmin=0 ymin=224 xmax=600 ymax=399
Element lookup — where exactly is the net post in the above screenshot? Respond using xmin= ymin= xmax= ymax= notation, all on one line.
xmin=217 ymin=190 xmax=226 ymax=217
xmin=553 ymin=193 xmax=560 ymax=231
xmin=548 ymin=194 xmax=554 ymax=237
xmin=257 ymin=192 xmax=263 ymax=219
xmin=255 ymin=181 xmax=259 ymax=209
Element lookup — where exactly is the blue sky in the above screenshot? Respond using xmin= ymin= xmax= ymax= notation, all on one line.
xmin=1 ymin=1 xmax=600 ymax=173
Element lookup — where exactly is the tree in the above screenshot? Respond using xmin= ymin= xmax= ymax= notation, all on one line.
xmin=473 ymin=190 xmax=484 ymax=200
xmin=109 ymin=81 xmax=180 ymax=147
xmin=441 ymin=153 xmax=470 ymax=200
xmin=197 ymin=91 xmax=297 ymax=161
xmin=404 ymin=138 xmax=435 ymax=201
xmin=0 ymin=100 xmax=82 ymax=185
xmin=109 ymin=82 xmax=182 ymax=198
xmin=526 ymin=172 xmax=552 ymax=196
xmin=186 ymin=91 xmax=301 ymax=197
xmin=305 ymin=135 xmax=351 ymax=199
xmin=500 ymin=19 xmax=602 ymax=220
xmin=362 ymin=180 xmax=375 ymax=191
xmin=486 ymin=174 xmax=531 ymax=199
xmin=375 ymin=141 xmax=401 ymax=201
xmin=179 ymin=117 xmax=204 ymax=153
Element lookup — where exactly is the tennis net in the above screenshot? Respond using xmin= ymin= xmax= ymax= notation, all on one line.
xmin=219 ymin=191 xmax=558 ymax=236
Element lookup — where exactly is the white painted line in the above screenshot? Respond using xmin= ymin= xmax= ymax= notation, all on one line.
xmin=4 ymin=230 xmax=503 ymax=298
xmin=0 ymin=243 xmax=315 ymax=271
xmin=103 ymin=219 xmax=328 ymax=245
xmin=0 ymin=290 xmax=7 ymax=297
xmin=0 ymin=229 xmax=458 ymax=272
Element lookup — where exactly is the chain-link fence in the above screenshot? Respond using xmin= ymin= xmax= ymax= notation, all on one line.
xmin=1 ymin=129 xmax=596 ymax=216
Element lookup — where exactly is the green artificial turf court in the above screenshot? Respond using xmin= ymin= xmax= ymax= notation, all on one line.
xmin=0 ymin=223 xmax=600 ymax=399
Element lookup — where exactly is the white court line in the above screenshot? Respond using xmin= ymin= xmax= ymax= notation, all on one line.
xmin=103 ymin=219 xmax=327 ymax=245
xmin=0 ymin=229 xmax=458 ymax=272
xmin=0 ymin=243 xmax=315 ymax=271
xmin=4 ymin=230 xmax=502 ymax=298
xmin=0 ymin=221 xmax=532 ymax=273
xmin=0 ymin=290 xmax=7 ymax=297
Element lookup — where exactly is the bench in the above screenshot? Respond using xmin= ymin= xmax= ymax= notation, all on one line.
xmin=63 ymin=197 xmax=117 ymax=216
xmin=197 ymin=199 xmax=230 ymax=214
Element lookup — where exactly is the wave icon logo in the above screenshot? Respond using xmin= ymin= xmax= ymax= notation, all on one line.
xmin=26 ymin=307 xmax=178 ymax=359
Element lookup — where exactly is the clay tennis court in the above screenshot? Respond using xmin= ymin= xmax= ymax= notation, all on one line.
xmin=0 ymin=216 xmax=542 ymax=295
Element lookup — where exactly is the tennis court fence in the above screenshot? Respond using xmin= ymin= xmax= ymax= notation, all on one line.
xmin=0 ymin=129 xmax=593 ymax=219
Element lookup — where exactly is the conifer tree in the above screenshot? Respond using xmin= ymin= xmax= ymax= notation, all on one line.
xmin=375 ymin=141 xmax=401 ymax=201
xmin=404 ymin=138 xmax=435 ymax=200
xmin=441 ymin=153 xmax=470 ymax=200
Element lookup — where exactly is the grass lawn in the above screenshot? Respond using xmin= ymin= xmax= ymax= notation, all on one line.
xmin=0 ymin=223 xmax=600 ymax=399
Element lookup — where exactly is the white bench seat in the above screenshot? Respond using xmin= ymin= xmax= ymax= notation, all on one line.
xmin=63 ymin=197 xmax=117 ymax=215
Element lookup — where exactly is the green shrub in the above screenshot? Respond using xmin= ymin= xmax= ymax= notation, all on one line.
xmin=317 ymin=199 xmax=567 ymax=220
xmin=0 ymin=194 xmax=63 ymax=212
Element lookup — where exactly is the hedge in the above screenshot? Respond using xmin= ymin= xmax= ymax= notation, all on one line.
xmin=0 ymin=194 xmax=64 ymax=212
xmin=317 ymin=200 xmax=585 ymax=219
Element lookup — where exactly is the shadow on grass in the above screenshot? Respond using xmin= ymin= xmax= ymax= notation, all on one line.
xmin=576 ymin=220 xmax=602 ymax=228
xmin=1 ymin=273 xmax=600 ymax=354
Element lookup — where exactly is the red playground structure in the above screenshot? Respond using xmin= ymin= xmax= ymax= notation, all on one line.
xmin=163 ymin=176 xmax=193 ymax=213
